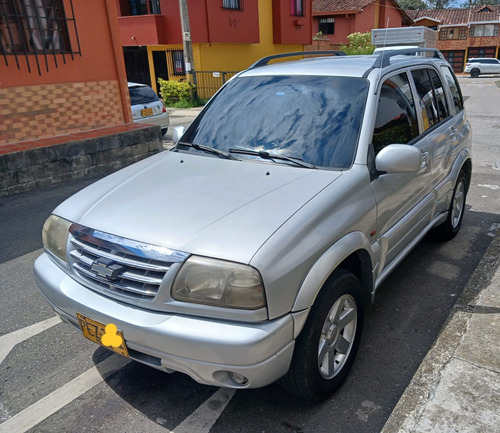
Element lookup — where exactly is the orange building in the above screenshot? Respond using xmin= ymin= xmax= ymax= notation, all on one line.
xmin=1 ymin=0 xmax=162 ymax=197
xmin=0 ymin=0 xmax=133 ymax=146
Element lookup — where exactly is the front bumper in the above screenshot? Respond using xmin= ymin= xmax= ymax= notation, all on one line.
xmin=34 ymin=253 xmax=295 ymax=388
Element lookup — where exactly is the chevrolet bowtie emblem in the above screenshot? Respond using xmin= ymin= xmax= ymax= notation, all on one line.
xmin=91 ymin=258 xmax=125 ymax=280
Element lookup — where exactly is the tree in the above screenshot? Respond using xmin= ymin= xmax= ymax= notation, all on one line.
xmin=461 ymin=0 xmax=499 ymax=6
xmin=397 ymin=0 xmax=428 ymax=9
xmin=426 ymin=0 xmax=451 ymax=8
xmin=339 ymin=32 xmax=375 ymax=55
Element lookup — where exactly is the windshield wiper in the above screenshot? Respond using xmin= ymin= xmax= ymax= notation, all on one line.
xmin=177 ymin=142 xmax=237 ymax=160
xmin=229 ymin=148 xmax=316 ymax=169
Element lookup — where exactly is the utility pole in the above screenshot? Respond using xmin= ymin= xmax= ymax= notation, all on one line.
xmin=178 ymin=0 xmax=197 ymax=98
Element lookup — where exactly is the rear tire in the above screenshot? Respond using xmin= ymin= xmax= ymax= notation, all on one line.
xmin=280 ymin=269 xmax=364 ymax=401
xmin=470 ymin=69 xmax=480 ymax=78
xmin=434 ymin=170 xmax=467 ymax=241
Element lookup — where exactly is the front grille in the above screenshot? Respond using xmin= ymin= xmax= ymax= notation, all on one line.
xmin=68 ymin=224 xmax=188 ymax=301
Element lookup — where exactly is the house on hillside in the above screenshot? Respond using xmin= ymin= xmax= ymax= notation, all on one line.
xmin=0 ymin=0 xmax=161 ymax=196
xmin=406 ymin=5 xmax=500 ymax=72
xmin=115 ymin=0 xmax=313 ymax=98
xmin=311 ymin=0 xmax=412 ymax=48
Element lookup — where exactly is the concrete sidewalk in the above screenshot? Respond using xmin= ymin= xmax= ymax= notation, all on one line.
xmin=382 ymin=227 xmax=500 ymax=433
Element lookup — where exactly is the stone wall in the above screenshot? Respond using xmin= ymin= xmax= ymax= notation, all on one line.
xmin=0 ymin=124 xmax=162 ymax=197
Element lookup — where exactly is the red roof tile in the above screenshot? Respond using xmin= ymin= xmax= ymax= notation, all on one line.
xmin=313 ymin=0 xmax=374 ymax=13
xmin=313 ymin=0 xmax=412 ymax=24
xmin=406 ymin=6 xmax=500 ymax=26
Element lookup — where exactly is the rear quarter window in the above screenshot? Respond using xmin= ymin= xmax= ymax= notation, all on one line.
xmin=129 ymin=86 xmax=159 ymax=105
xmin=440 ymin=66 xmax=464 ymax=113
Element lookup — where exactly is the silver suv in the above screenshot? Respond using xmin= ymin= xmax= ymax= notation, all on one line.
xmin=464 ymin=57 xmax=500 ymax=78
xmin=35 ymin=49 xmax=472 ymax=401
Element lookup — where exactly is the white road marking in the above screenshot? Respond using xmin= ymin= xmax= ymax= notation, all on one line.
xmin=0 ymin=318 xmax=236 ymax=433
xmin=478 ymin=183 xmax=500 ymax=190
xmin=0 ymin=316 xmax=61 ymax=364
xmin=0 ymin=355 xmax=129 ymax=433
xmin=172 ymin=388 xmax=236 ymax=433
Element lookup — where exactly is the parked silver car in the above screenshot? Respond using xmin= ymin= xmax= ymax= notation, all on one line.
xmin=35 ymin=49 xmax=472 ymax=401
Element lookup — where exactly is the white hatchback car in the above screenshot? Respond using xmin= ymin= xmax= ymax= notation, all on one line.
xmin=128 ymin=82 xmax=169 ymax=135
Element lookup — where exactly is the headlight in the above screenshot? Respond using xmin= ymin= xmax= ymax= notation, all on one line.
xmin=172 ymin=256 xmax=266 ymax=310
xmin=42 ymin=215 xmax=72 ymax=263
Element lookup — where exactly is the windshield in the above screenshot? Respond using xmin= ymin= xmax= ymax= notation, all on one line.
xmin=182 ymin=75 xmax=369 ymax=169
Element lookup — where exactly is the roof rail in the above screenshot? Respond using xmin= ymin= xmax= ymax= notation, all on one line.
xmin=248 ymin=50 xmax=346 ymax=70
xmin=372 ymin=48 xmax=445 ymax=68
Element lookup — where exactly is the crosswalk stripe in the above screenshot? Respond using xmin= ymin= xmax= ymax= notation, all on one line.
xmin=0 ymin=317 xmax=236 ymax=433
xmin=0 ymin=316 xmax=61 ymax=364
xmin=0 ymin=354 xmax=129 ymax=433
xmin=173 ymin=388 xmax=236 ymax=433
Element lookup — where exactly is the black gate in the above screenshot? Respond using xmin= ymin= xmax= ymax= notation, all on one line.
xmin=194 ymin=71 xmax=239 ymax=99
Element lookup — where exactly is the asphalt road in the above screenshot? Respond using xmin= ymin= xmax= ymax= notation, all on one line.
xmin=0 ymin=77 xmax=499 ymax=433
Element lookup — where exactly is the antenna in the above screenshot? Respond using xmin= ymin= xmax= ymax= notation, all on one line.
xmin=377 ymin=17 xmax=391 ymax=92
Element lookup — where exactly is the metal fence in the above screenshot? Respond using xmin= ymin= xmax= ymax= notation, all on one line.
xmin=193 ymin=70 xmax=239 ymax=100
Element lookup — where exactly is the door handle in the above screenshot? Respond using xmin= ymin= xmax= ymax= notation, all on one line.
xmin=450 ymin=126 xmax=458 ymax=137
xmin=421 ymin=152 xmax=430 ymax=169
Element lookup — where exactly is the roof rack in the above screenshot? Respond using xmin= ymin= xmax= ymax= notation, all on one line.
xmin=248 ymin=51 xmax=346 ymax=70
xmin=372 ymin=48 xmax=445 ymax=68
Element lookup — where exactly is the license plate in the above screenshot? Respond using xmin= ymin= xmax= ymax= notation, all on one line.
xmin=77 ymin=313 xmax=129 ymax=357
xmin=140 ymin=108 xmax=153 ymax=117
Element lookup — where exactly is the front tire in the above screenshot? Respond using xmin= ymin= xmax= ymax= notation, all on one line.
xmin=470 ymin=69 xmax=480 ymax=78
xmin=280 ymin=270 xmax=364 ymax=401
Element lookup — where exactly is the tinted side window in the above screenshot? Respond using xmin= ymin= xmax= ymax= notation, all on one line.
xmin=372 ymin=73 xmax=419 ymax=155
xmin=411 ymin=68 xmax=447 ymax=130
xmin=429 ymin=69 xmax=449 ymax=121
xmin=440 ymin=66 xmax=464 ymax=113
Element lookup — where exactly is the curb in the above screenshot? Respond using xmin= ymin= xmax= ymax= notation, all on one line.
xmin=381 ymin=226 xmax=500 ymax=433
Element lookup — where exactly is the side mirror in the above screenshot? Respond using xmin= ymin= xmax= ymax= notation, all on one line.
xmin=172 ymin=126 xmax=185 ymax=145
xmin=375 ymin=144 xmax=422 ymax=173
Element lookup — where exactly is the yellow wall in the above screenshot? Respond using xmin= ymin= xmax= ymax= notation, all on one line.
xmin=194 ymin=0 xmax=303 ymax=71
xmin=145 ymin=0 xmax=304 ymax=93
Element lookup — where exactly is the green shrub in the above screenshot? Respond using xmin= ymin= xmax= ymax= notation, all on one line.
xmin=158 ymin=78 xmax=196 ymax=106
xmin=339 ymin=32 xmax=375 ymax=55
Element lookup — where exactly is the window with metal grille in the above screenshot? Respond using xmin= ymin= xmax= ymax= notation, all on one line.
xmin=319 ymin=17 xmax=334 ymax=35
xmin=471 ymin=24 xmax=499 ymax=37
xmin=222 ymin=0 xmax=242 ymax=10
xmin=439 ymin=27 xmax=467 ymax=40
xmin=172 ymin=50 xmax=185 ymax=75
xmin=0 ymin=0 xmax=80 ymax=75
xmin=291 ymin=0 xmax=303 ymax=16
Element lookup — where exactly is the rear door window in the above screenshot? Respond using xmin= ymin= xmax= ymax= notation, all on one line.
xmin=411 ymin=68 xmax=449 ymax=130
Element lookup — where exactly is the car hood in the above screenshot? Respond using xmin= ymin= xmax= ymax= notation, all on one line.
xmin=55 ymin=151 xmax=342 ymax=264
